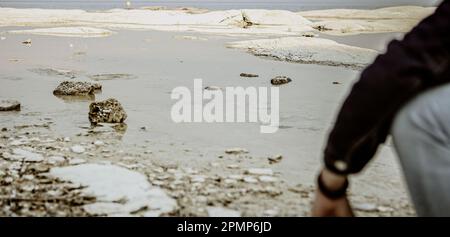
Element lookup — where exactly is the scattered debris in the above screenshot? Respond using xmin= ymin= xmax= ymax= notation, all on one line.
xmin=88 ymin=98 xmax=128 ymax=125
xmin=0 ymin=99 xmax=21 ymax=111
xmin=271 ymin=76 xmax=292 ymax=85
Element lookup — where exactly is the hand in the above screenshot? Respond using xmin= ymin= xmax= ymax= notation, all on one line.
xmin=311 ymin=168 xmax=354 ymax=217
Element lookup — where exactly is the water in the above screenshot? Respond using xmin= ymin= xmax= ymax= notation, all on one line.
xmin=0 ymin=0 xmax=439 ymax=11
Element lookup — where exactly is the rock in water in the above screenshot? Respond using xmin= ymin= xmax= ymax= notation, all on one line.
xmin=270 ymin=76 xmax=292 ymax=85
xmin=89 ymin=98 xmax=127 ymax=125
xmin=0 ymin=99 xmax=21 ymax=111
xmin=53 ymin=81 xmax=102 ymax=96
xmin=240 ymin=73 xmax=259 ymax=78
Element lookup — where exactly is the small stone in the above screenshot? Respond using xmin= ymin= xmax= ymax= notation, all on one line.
xmin=268 ymin=154 xmax=283 ymax=164
xmin=4 ymin=177 xmax=13 ymax=183
xmin=47 ymin=156 xmax=66 ymax=164
xmin=258 ymin=175 xmax=277 ymax=183
xmin=263 ymin=209 xmax=279 ymax=216
xmin=88 ymin=98 xmax=127 ymax=125
xmin=354 ymin=203 xmax=378 ymax=212
xmin=68 ymin=158 xmax=86 ymax=165
xmin=0 ymin=99 xmax=21 ymax=111
xmin=93 ymin=140 xmax=104 ymax=146
xmin=225 ymin=148 xmax=248 ymax=155
xmin=71 ymin=145 xmax=85 ymax=154
xmin=245 ymin=168 xmax=273 ymax=176
xmin=204 ymin=86 xmax=221 ymax=91
xmin=0 ymin=36 xmax=6 ymax=40
xmin=227 ymin=164 xmax=239 ymax=169
xmin=243 ymin=176 xmax=258 ymax=183
xmin=332 ymin=81 xmax=341 ymax=85
xmin=270 ymin=76 xmax=292 ymax=85
xmin=207 ymin=207 xmax=241 ymax=217
xmin=240 ymin=73 xmax=259 ymax=78
xmin=63 ymin=137 xmax=71 ymax=142
xmin=377 ymin=206 xmax=395 ymax=213
xmin=53 ymin=81 xmax=102 ymax=96
xmin=1 ymin=127 xmax=7 ymax=132
xmin=191 ymin=175 xmax=206 ymax=183
xmin=22 ymin=39 xmax=32 ymax=45
xmin=224 ymin=179 xmax=237 ymax=185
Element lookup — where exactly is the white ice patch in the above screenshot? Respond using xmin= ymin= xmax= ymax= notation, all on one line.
xmin=48 ymin=163 xmax=177 ymax=216
xmin=8 ymin=27 xmax=114 ymax=38
xmin=299 ymin=6 xmax=435 ymax=35
xmin=0 ymin=8 xmax=313 ymax=36
xmin=228 ymin=37 xmax=378 ymax=70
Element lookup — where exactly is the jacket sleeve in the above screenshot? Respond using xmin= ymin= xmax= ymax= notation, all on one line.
xmin=324 ymin=1 xmax=450 ymax=175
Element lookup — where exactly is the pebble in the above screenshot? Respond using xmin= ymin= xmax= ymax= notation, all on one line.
xmin=245 ymin=168 xmax=274 ymax=176
xmin=47 ymin=156 xmax=66 ymax=165
xmin=240 ymin=73 xmax=259 ymax=78
xmin=263 ymin=209 xmax=279 ymax=216
xmin=268 ymin=154 xmax=283 ymax=164
xmin=258 ymin=176 xmax=277 ymax=183
xmin=71 ymin=145 xmax=85 ymax=154
xmin=243 ymin=176 xmax=258 ymax=183
xmin=270 ymin=76 xmax=292 ymax=85
xmin=68 ymin=158 xmax=87 ymax=165
xmin=353 ymin=203 xmax=378 ymax=212
xmin=225 ymin=148 xmax=248 ymax=155
xmin=207 ymin=207 xmax=241 ymax=217
xmin=377 ymin=206 xmax=395 ymax=213
xmin=63 ymin=137 xmax=71 ymax=142
xmin=94 ymin=140 xmax=104 ymax=146
xmin=0 ymin=99 xmax=21 ymax=111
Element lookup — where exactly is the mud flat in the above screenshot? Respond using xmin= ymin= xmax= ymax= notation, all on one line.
xmin=0 ymin=5 xmax=428 ymax=216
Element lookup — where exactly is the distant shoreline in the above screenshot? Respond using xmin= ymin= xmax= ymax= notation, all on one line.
xmin=0 ymin=1 xmax=438 ymax=12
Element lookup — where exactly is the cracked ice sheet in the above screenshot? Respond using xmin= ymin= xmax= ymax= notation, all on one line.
xmin=227 ymin=37 xmax=378 ymax=70
xmin=0 ymin=8 xmax=313 ymax=36
xmin=298 ymin=6 xmax=436 ymax=35
xmin=7 ymin=27 xmax=115 ymax=38
xmin=47 ymin=163 xmax=177 ymax=216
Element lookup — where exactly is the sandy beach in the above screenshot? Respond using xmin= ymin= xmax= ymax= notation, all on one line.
xmin=0 ymin=5 xmax=434 ymax=216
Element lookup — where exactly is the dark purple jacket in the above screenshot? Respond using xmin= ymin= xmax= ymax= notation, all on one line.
xmin=324 ymin=0 xmax=450 ymax=175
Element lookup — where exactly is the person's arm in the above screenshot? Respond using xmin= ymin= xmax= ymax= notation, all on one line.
xmin=313 ymin=1 xmax=450 ymax=216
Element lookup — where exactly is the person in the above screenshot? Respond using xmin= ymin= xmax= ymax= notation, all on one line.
xmin=311 ymin=0 xmax=450 ymax=217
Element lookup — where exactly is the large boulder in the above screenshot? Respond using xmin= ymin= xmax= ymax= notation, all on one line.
xmin=88 ymin=98 xmax=127 ymax=125
xmin=53 ymin=81 xmax=102 ymax=96
xmin=0 ymin=99 xmax=21 ymax=111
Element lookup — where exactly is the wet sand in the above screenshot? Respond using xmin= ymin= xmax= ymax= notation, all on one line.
xmin=0 ymin=27 xmax=413 ymax=216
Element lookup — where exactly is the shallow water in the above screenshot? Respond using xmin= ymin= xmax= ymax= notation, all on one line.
xmin=0 ymin=28 xmax=407 ymax=199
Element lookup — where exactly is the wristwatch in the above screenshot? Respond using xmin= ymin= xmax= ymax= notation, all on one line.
xmin=317 ymin=171 xmax=349 ymax=200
